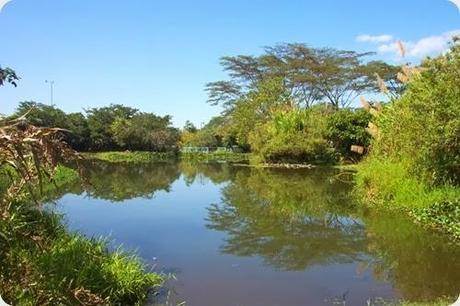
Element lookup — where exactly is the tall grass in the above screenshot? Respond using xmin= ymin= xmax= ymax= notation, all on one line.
xmin=355 ymin=158 xmax=460 ymax=210
xmin=1 ymin=185 xmax=163 ymax=305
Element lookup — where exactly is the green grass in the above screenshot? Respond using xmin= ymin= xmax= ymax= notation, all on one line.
xmin=83 ymin=151 xmax=178 ymax=163
xmin=355 ymin=158 xmax=460 ymax=210
xmin=0 ymin=166 xmax=164 ymax=305
xmin=355 ymin=157 xmax=460 ymax=241
xmin=85 ymin=150 xmax=251 ymax=164
xmin=180 ymin=151 xmax=251 ymax=163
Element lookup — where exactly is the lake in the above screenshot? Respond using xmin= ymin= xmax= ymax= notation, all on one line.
xmin=50 ymin=161 xmax=460 ymax=306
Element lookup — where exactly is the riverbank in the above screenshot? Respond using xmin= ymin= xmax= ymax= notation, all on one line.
xmin=355 ymin=159 xmax=460 ymax=242
xmin=0 ymin=166 xmax=163 ymax=305
xmin=84 ymin=151 xmax=251 ymax=164
xmin=83 ymin=151 xmax=178 ymax=163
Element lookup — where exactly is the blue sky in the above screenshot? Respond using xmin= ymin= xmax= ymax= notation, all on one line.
xmin=1 ymin=0 xmax=459 ymax=127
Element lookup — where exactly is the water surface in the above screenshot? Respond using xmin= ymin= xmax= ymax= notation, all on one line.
xmin=51 ymin=161 xmax=460 ymax=306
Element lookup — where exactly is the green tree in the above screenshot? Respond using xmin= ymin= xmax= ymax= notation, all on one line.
xmin=111 ymin=112 xmax=179 ymax=152
xmin=326 ymin=108 xmax=372 ymax=161
xmin=183 ymin=120 xmax=197 ymax=133
xmin=65 ymin=112 xmax=91 ymax=151
xmin=15 ymin=101 xmax=68 ymax=128
xmin=206 ymin=43 xmax=401 ymax=110
xmin=86 ymin=104 xmax=138 ymax=151
xmin=230 ymin=77 xmax=290 ymax=147
xmin=14 ymin=102 xmax=91 ymax=151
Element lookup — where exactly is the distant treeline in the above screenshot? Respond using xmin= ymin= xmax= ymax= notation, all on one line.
xmin=11 ymin=102 xmax=180 ymax=152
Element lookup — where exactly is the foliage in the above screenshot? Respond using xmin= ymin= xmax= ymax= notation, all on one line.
xmin=412 ymin=200 xmax=460 ymax=241
xmin=180 ymin=151 xmax=250 ymax=163
xmin=183 ymin=120 xmax=197 ymax=133
xmin=84 ymin=151 xmax=177 ymax=163
xmin=0 ymin=66 xmax=19 ymax=87
xmin=326 ymin=108 xmax=372 ymax=161
xmin=12 ymin=102 xmax=181 ymax=153
xmin=369 ymin=41 xmax=460 ymax=186
xmin=206 ymin=43 xmax=401 ymax=110
xmin=65 ymin=112 xmax=91 ymax=151
xmin=202 ymin=44 xmax=388 ymax=161
xmin=180 ymin=115 xmax=236 ymax=148
xmin=36 ymin=235 xmax=162 ymax=305
xmin=355 ymin=40 xmax=460 ymax=241
xmin=15 ymin=101 xmax=69 ymax=128
xmin=111 ymin=112 xmax=179 ymax=152
xmin=229 ymin=77 xmax=290 ymax=147
xmin=392 ymin=297 xmax=459 ymax=306
xmin=1 ymin=204 xmax=162 ymax=305
xmin=249 ymin=107 xmax=338 ymax=164
xmin=86 ymin=104 xmax=138 ymax=151
xmin=14 ymin=101 xmax=91 ymax=151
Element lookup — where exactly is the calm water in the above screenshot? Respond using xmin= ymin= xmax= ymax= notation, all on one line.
xmin=50 ymin=161 xmax=460 ymax=306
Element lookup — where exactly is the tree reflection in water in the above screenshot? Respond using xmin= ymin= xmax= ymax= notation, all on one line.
xmin=204 ymin=166 xmax=460 ymax=301
xmin=205 ymin=168 xmax=368 ymax=270
xmin=49 ymin=161 xmax=460 ymax=302
xmin=81 ymin=160 xmax=181 ymax=201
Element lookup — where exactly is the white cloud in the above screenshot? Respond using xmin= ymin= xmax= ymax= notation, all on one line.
xmin=0 ymin=0 xmax=12 ymax=13
xmin=358 ymin=30 xmax=460 ymax=59
xmin=356 ymin=34 xmax=393 ymax=43
xmin=449 ymin=0 xmax=460 ymax=12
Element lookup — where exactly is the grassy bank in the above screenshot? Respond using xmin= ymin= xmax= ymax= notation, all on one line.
xmin=355 ymin=158 xmax=460 ymax=241
xmin=85 ymin=150 xmax=251 ymax=164
xmin=180 ymin=151 xmax=250 ymax=163
xmin=0 ymin=166 xmax=163 ymax=305
xmin=83 ymin=151 xmax=178 ymax=163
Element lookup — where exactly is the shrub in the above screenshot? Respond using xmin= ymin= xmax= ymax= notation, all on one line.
xmin=369 ymin=41 xmax=460 ymax=186
xmin=326 ymin=108 xmax=372 ymax=161
xmin=249 ymin=108 xmax=338 ymax=164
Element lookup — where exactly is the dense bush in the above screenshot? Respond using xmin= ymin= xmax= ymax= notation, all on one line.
xmin=369 ymin=42 xmax=460 ymax=186
xmin=326 ymin=108 xmax=372 ymax=161
xmin=249 ymin=108 xmax=338 ymax=164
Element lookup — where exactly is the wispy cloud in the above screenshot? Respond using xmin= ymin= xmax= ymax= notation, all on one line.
xmin=357 ymin=30 xmax=460 ymax=59
xmin=356 ymin=34 xmax=393 ymax=43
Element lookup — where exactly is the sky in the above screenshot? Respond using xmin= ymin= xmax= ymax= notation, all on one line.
xmin=0 ymin=0 xmax=459 ymax=127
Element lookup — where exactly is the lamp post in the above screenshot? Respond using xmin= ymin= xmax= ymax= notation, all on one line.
xmin=45 ymin=80 xmax=54 ymax=106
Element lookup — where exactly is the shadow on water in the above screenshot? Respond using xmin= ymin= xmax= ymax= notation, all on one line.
xmin=49 ymin=161 xmax=460 ymax=305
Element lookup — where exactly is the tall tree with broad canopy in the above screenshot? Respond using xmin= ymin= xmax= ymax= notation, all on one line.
xmin=206 ymin=43 xmax=401 ymax=110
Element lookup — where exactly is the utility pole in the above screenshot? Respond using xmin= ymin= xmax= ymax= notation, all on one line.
xmin=45 ymin=80 xmax=54 ymax=106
